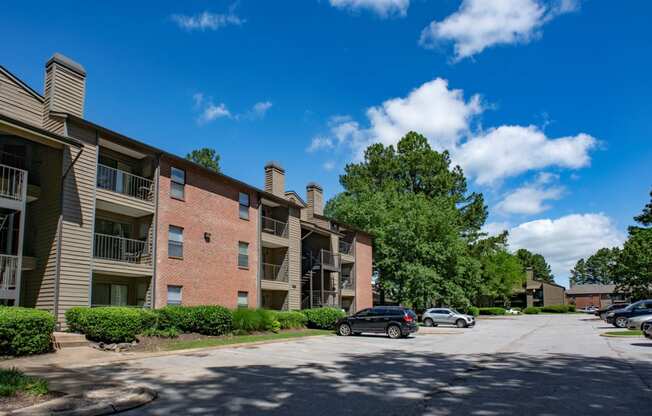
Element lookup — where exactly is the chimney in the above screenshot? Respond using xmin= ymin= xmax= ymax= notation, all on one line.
xmin=306 ymin=182 xmax=323 ymax=217
xmin=264 ymin=161 xmax=285 ymax=197
xmin=43 ymin=53 xmax=86 ymax=124
xmin=526 ymin=267 xmax=534 ymax=282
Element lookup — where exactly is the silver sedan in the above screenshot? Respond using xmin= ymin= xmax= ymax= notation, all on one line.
xmin=626 ymin=314 xmax=652 ymax=330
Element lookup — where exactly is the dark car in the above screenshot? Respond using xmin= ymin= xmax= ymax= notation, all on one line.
xmin=336 ymin=306 xmax=419 ymax=339
xmin=607 ymin=300 xmax=652 ymax=328
xmin=596 ymin=303 xmax=629 ymax=320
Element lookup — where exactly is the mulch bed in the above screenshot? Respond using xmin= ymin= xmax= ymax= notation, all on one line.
xmin=0 ymin=391 xmax=65 ymax=412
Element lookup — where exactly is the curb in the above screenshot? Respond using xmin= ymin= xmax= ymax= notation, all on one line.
xmin=5 ymin=385 xmax=157 ymax=416
xmin=600 ymin=333 xmax=643 ymax=338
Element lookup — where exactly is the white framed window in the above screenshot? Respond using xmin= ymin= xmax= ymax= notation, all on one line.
xmin=170 ymin=167 xmax=185 ymax=200
xmin=237 ymin=291 xmax=248 ymax=308
xmin=238 ymin=242 xmax=249 ymax=268
xmin=239 ymin=192 xmax=250 ymax=220
xmin=167 ymin=285 xmax=182 ymax=305
xmin=168 ymin=225 xmax=184 ymax=258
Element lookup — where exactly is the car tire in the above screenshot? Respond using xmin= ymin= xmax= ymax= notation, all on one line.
xmin=387 ymin=324 xmax=402 ymax=339
xmin=456 ymin=319 xmax=467 ymax=328
xmin=424 ymin=318 xmax=434 ymax=327
xmin=338 ymin=323 xmax=352 ymax=336
xmin=614 ymin=317 xmax=628 ymax=328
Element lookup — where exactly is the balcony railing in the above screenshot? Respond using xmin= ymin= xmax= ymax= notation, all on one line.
xmin=305 ymin=290 xmax=338 ymax=308
xmin=93 ymin=233 xmax=150 ymax=264
xmin=339 ymin=240 xmax=353 ymax=255
xmin=0 ymin=164 xmax=26 ymax=202
xmin=97 ymin=164 xmax=153 ymax=202
xmin=0 ymin=254 xmax=18 ymax=290
xmin=261 ymin=216 xmax=288 ymax=238
xmin=262 ymin=262 xmax=289 ymax=282
xmin=341 ymin=276 xmax=355 ymax=290
xmin=321 ymin=249 xmax=340 ymax=269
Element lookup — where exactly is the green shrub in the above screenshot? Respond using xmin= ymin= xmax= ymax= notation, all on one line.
xmin=0 ymin=368 xmax=48 ymax=397
xmin=141 ymin=327 xmax=180 ymax=338
xmin=478 ymin=307 xmax=506 ymax=316
xmin=466 ymin=306 xmax=480 ymax=317
xmin=523 ymin=307 xmax=540 ymax=314
xmin=541 ymin=304 xmax=570 ymax=313
xmin=568 ymin=305 xmax=576 ymax=312
xmin=0 ymin=307 xmax=55 ymax=356
xmin=157 ymin=305 xmax=232 ymax=336
xmin=232 ymin=309 xmax=280 ymax=333
xmin=272 ymin=311 xmax=308 ymax=329
xmin=65 ymin=307 xmax=154 ymax=343
xmin=301 ymin=307 xmax=346 ymax=329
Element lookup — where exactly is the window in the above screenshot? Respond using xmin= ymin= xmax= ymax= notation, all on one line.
xmin=237 ymin=291 xmax=248 ymax=308
xmin=170 ymin=167 xmax=185 ymax=200
xmin=239 ymin=192 xmax=250 ymax=220
xmin=168 ymin=226 xmax=184 ymax=258
xmin=238 ymin=242 xmax=249 ymax=268
xmin=167 ymin=285 xmax=182 ymax=305
xmin=92 ymin=283 xmax=128 ymax=306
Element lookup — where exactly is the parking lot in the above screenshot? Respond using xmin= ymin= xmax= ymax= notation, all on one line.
xmin=53 ymin=315 xmax=652 ymax=415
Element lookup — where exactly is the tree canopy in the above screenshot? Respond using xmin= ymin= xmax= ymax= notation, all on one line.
xmin=186 ymin=147 xmax=221 ymax=172
xmin=569 ymin=247 xmax=620 ymax=286
xmin=515 ymin=248 xmax=554 ymax=283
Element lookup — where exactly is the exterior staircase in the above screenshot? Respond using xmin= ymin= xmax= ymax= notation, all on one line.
xmin=53 ymin=332 xmax=89 ymax=349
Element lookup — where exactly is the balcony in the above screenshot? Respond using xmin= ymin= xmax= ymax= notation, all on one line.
xmin=302 ymin=290 xmax=338 ymax=309
xmin=341 ymin=275 xmax=355 ymax=296
xmin=0 ymin=254 xmax=18 ymax=291
xmin=262 ymin=262 xmax=289 ymax=282
xmin=0 ymin=164 xmax=26 ymax=208
xmin=96 ymin=164 xmax=154 ymax=216
xmin=92 ymin=233 xmax=152 ymax=276
xmin=261 ymin=216 xmax=289 ymax=248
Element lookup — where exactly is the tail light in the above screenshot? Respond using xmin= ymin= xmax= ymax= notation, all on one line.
xmin=403 ymin=313 xmax=414 ymax=323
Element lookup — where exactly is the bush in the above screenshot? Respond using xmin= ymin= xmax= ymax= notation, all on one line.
xmin=523 ymin=307 xmax=540 ymax=314
xmin=65 ymin=307 xmax=155 ymax=343
xmin=466 ymin=306 xmax=480 ymax=317
xmin=301 ymin=307 xmax=346 ymax=329
xmin=478 ymin=307 xmax=506 ymax=316
xmin=0 ymin=368 xmax=48 ymax=397
xmin=140 ymin=327 xmax=180 ymax=338
xmin=272 ymin=311 xmax=308 ymax=329
xmin=157 ymin=305 xmax=232 ymax=336
xmin=568 ymin=305 xmax=576 ymax=312
xmin=0 ymin=307 xmax=55 ymax=356
xmin=541 ymin=304 xmax=570 ymax=313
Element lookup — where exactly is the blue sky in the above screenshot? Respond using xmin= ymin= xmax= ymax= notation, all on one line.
xmin=2 ymin=1 xmax=651 ymax=286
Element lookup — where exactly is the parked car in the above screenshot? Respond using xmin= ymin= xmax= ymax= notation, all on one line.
xmin=579 ymin=306 xmax=598 ymax=314
xmin=596 ymin=303 xmax=629 ymax=320
xmin=626 ymin=314 xmax=652 ymax=330
xmin=607 ymin=300 xmax=652 ymax=328
xmin=422 ymin=308 xmax=475 ymax=328
xmin=505 ymin=308 xmax=521 ymax=315
xmin=643 ymin=321 xmax=652 ymax=339
xmin=336 ymin=306 xmax=419 ymax=339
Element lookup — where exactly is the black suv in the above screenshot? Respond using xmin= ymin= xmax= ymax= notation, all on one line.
xmin=596 ymin=303 xmax=629 ymax=320
xmin=607 ymin=300 xmax=652 ymax=328
xmin=336 ymin=306 xmax=419 ymax=339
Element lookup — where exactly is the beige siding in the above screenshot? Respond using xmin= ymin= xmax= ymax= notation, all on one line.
xmin=92 ymin=258 xmax=153 ymax=277
xmin=47 ymin=63 xmax=85 ymax=117
xmin=261 ymin=232 xmax=289 ymax=248
xmin=41 ymin=66 xmax=64 ymax=134
xmin=0 ymin=69 xmax=43 ymax=126
xmin=95 ymin=188 xmax=155 ymax=215
xmin=287 ymin=207 xmax=301 ymax=310
xmin=261 ymin=279 xmax=290 ymax=291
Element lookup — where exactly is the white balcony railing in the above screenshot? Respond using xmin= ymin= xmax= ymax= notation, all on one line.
xmin=0 ymin=254 xmax=18 ymax=290
xmin=97 ymin=164 xmax=154 ymax=202
xmin=0 ymin=164 xmax=26 ymax=202
xmin=93 ymin=233 xmax=150 ymax=264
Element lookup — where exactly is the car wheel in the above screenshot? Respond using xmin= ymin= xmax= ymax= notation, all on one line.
xmin=424 ymin=318 xmax=434 ymax=327
xmin=338 ymin=323 xmax=352 ymax=336
xmin=615 ymin=317 xmax=628 ymax=328
xmin=387 ymin=325 xmax=402 ymax=339
xmin=456 ymin=319 xmax=467 ymax=328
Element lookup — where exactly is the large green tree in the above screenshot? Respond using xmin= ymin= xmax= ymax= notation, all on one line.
xmin=614 ymin=189 xmax=652 ymax=299
xmin=325 ymin=132 xmax=487 ymax=309
xmin=186 ymin=147 xmax=221 ymax=172
xmin=515 ymin=248 xmax=555 ymax=283
xmin=569 ymin=247 xmax=620 ymax=286
xmin=471 ymin=232 xmax=525 ymax=304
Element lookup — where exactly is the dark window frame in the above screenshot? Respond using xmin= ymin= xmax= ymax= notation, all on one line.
xmin=239 ymin=192 xmax=250 ymax=220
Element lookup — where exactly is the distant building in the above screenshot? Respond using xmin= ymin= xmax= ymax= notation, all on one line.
xmin=566 ymin=284 xmax=626 ymax=309
xmin=511 ymin=268 xmax=566 ymax=308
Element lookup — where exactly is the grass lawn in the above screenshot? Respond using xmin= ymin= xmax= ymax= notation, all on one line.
xmin=0 ymin=368 xmax=48 ymax=397
xmin=602 ymin=330 xmax=643 ymax=337
xmin=163 ymin=329 xmax=332 ymax=351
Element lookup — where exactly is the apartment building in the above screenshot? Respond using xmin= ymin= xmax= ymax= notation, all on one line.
xmin=0 ymin=54 xmax=372 ymax=324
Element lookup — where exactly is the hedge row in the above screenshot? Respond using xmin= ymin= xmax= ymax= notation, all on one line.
xmin=302 ymin=307 xmax=346 ymax=329
xmin=0 ymin=307 xmax=55 ymax=356
xmin=478 ymin=307 xmax=507 ymax=316
xmin=66 ymin=307 xmax=158 ymax=343
xmin=523 ymin=307 xmax=540 ymax=314
xmin=522 ymin=305 xmax=575 ymax=314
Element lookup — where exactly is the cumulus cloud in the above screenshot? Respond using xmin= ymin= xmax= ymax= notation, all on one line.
xmin=193 ymin=94 xmax=271 ymax=125
xmin=419 ymin=0 xmax=580 ymax=60
xmin=171 ymin=10 xmax=245 ymax=31
xmin=198 ymin=103 xmax=231 ymax=124
xmin=250 ymin=101 xmax=273 ymax=118
xmin=307 ymin=136 xmax=335 ymax=153
xmin=329 ymin=0 xmax=410 ymax=17
xmin=507 ymin=213 xmax=624 ymax=279
xmin=496 ymin=184 xmax=564 ymax=215
xmin=323 ymin=161 xmax=336 ymax=171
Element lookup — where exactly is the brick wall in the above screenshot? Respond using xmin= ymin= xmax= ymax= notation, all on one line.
xmin=155 ymin=157 xmax=259 ymax=308
xmin=355 ymin=233 xmax=373 ymax=311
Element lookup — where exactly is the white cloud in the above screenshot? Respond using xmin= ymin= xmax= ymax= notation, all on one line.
xmin=329 ymin=0 xmax=410 ymax=17
xmin=419 ymin=0 xmax=580 ymax=61
xmin=251 ymin=101 xmax=273 ymax=118
xmin=482 ymin=221 xmax=511 ymax=236
xmin=171 ymin=10 xmax=245 ymax=31
xmin=455 ymin=125 xmax=596 ymax=185
xmin=194 ymin=94 xmax=272 ymax=124
xmin=198 ymin=103 xmax=231 ymax=124
xmin=507 ymin=213 xmax=624 ymax=279
xmin=496 ymin=184 xmax=564 ymax=215
xmin=307 ymin=136 xmax=335 ymax=153
xmin=323 ymin=161 xmax=336 ymax=171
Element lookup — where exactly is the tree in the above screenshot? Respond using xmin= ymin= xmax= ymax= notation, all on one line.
xmin=325 ymin=132 xmax=486 ymax=309
xmin=614 ymin=188 xmax=652 ymax=299
xmin=569 ymin=247 xmax=620 ymax=286
xmin=515 ymin=248 xmax=554 ymax=283
xmin=186 ymin=148 xmax=221 ymax=172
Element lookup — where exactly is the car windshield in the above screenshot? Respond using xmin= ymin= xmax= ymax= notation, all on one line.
xmin=450 ymin=309 xmax=461 ymax=315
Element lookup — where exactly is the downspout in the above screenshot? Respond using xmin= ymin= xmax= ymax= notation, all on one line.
xmin=53 ymin=145 xmax=84 ymax=326
xmin=150 ymin=153 xmax=161 ymax=308
xmin=257 ymin=195 xmax=262 ymax=308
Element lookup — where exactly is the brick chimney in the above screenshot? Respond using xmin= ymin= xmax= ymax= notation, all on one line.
xmin=43 ymin=53 xmax=86 ymax=133
xmin=306 ymin=182 xmax=323 ymax=217
xmin=264 ymin=161 xmax=285 ymax=197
